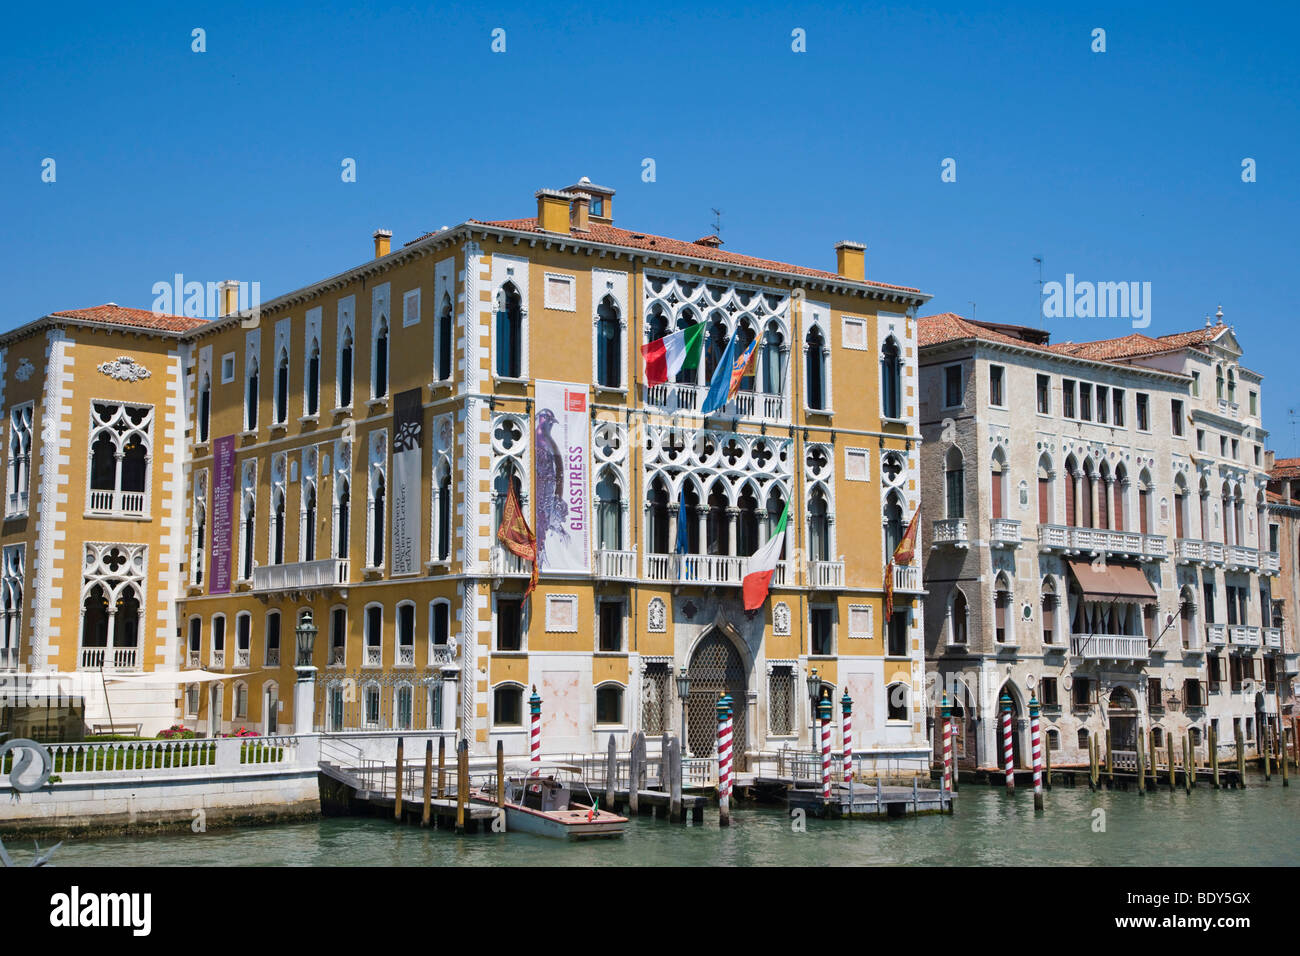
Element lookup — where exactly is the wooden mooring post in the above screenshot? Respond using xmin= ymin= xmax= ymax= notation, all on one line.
xmin=1281 ymin=724 xmax=1290 ymax=786
xmin=1181 ymin=737 xmax=1191 ymax=793
xmin=1209 ymin=724 xmax=1220 ymax=788
xmin=605 ymin=734 xmax=616 ymax=810
xmin=1147 ymin=730 xmax=1158 ymax=786
xmin=394 ymin=737 xmax=405 ymax=822
xmin=1043 ymin=731 xmax=1052 ymax=791
xmin=1167 ymin=734 xmax=1175 ymax=790
xmin=422 ymin=739 xmax=433 ymax=827
xmin=1186 ymin=729 xmax=1196 ymax=790
xmin=436 ymin=735 xmax=446 ymax=799
xmin=1235 ymin=725 xmax=1246 ymax=782
xmin=1264 ymin=726 xmax=1273 ymax=781
xmin=1088 ymin=735 xmax=1098 ymax=789
xmin=628 ymin=731 xmax=643 ymax=816
xmin=1105 ymin=728 xmax=1114 ymax=786
xmin=1136 ymin=730 xmax=1146 ymax=795
xmin=496 ymin=740 xmax=505 ymax=811
xmin=455 ymin=739 xmax=467 ymax=834
xmin=670 ymin=735 xmax=683 ymax=823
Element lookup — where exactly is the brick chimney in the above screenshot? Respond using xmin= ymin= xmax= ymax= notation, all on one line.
xmin=570 ymin=194 xmax=591 ymax=233
xmin=835 ymin=241 xmax=865 ymax=281
xmin=373 ymin=229 xmax=392 ymax=258
xmin=536 ymin=189 xmax=574 ymax=234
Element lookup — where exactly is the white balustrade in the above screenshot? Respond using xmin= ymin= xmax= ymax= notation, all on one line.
xmin=990 ymin=518 xmax=1021 ymax=546
xmin=807 ymin=560 xmax=844 ymax=589
xmin=252 ymin=557 xmax=350 ymax=592
xmin=1069 ymin=633 xmax=1149 ymax=660
xmin=934 ymin=518 xmax=970 ymax=546
xmin=594 ymin=549 xmax=637 ymax=580
xmin=1205 ymin=623 xmax=1227 ymax=646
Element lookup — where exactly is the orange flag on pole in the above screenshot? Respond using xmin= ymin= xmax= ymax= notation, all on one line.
xmin=497 ymin=482 xmax=539 ymax=598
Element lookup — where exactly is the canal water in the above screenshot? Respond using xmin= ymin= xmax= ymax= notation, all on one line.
xmin=36 ymin=775 xmax=1299 ymax=866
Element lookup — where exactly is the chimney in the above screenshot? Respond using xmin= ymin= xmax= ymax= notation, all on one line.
xmin=1264 ymin=448 xmax=1275 ymax=472
xmin=217 ymin=280 xmax=239 ymax=317
xmin=835 ymin=241 xmax=866 ymax=282
xmin=563 ymin=177 xmax=615 ymax=224
xmin=536 ymin=189 xmax=574 ymax=234
xmin=373 ymin=229 xmax=392 ymax=258
xmin=570 ymin=194 xmax=591 ymax=233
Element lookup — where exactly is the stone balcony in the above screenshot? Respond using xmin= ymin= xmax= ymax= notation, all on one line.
xmin=1264 ymin=627 xmax=1282 ymax=649
xmin=1038 ymin=525 xmax=1166 ymax=560
xmin=989 ymin=518 xmax=1022 ymax=548
xmin=1262 ymin=551 xmax=1281 ymax=575
xmin=1069 ymin=633 xmax=1149 ymax=662
xmin=892 ymin=563 xmax=922 ymax=593
xmin=490 ymin=546 xmax=531 ymax=578
xmin=253 ymin=558 xmax=350 ymax=593
xmin=594 ymin=549 xmax=637 ymax=581
xmin=643 ymin=552 xmax=791 ymax=587
xmin=807 ymin=560 xmax=845 ymax=589
xmin=932 ymin=518 xmax=969 ymax=548
xmin=642 ymin=382 xmax=788 ymax=422
xmin=79 ymin=646 xmax=141 ymax=671
xmin=1225 ymin=545 xmax=1259 ymax=572
xmin=1229 ymin=625 xmax=1261 ymax=648
xmin=1206 ymin=623 xmax=1227 ymax=647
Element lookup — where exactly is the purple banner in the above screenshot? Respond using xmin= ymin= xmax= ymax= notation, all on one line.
xmin=209 ymin=434 xmax=236 ymax=594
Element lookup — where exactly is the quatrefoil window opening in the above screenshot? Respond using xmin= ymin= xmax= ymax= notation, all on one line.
xmin=881 ymin=452 xmax=904 ymax=485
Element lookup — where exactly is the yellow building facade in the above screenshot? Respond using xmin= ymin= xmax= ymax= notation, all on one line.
xmin=0 ymin=179 xmax=933 ymax=766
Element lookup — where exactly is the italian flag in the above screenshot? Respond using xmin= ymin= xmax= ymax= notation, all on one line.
xmin=640 ymin=322 xmax=704 ymax=385
xmin=743 ymin=501 xmax=790 ymax=611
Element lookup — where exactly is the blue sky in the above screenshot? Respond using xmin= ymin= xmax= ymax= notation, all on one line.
xmin=2 ymin=1 xmax=1297 ymax=450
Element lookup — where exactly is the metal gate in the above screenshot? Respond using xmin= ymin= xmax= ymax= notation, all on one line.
xmin=686 ymin=630 xmax=747 ymax=763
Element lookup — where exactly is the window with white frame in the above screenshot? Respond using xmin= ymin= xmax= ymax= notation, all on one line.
xmin=336 ymin=296 xmax=355 ymax=410
xmin=428 ymin=598 xmax=451 ymax=653
xmin=495 ymin=282 xmax=525 ymax=379
xmin=304 ymin=332 xmax=321 ymax=418
xmin=265 ymin=610 xmax=281 ymax=666
xmin=300 ymin=448 xmax=318 ymax=562
xmin=197 ymin=370 xmax=211 ymax=443
xmin=396 ymin=601 xmax=416 ymax=666
xmin=493 ymin=683 xmax=524 ymax=726
xmin=435 ymin=293 xmax=454 ymax=383
xmin=211 ymin=613 xmax=226 ymax=668
xmin=6 ymin=403 xmax=33 ymax=517
xmin=87 ymin=402 xmax=153 ymax=517
xmin=220 ymin=353 xmax=236 ymax=384
xmin=0 ymin=544 xmax=23 ymax=669
xmin=367 ymin=431 xmax=387 ymax=569
xmin=239 ymin=461 xmax=256 ymax=581
xmin=371 ymin=285 xmax=391 ymax=401
xmin=270 ymin=453 xmax=287 ymax=565
xmin=234 ymin=681 xmax=248 ymax=719
xmin=768 ymin=664 xmax=796 ymax=735
xmin=235 ymin=611 xmax=252 ymax=668
xmin=364 ymin=603 xmax=383 ymax=667
xmin=395 ymin=683 xmax=414 ymax=730
xmin=244 ymin=331 xmax=260 ymax=432
xmin=191 ymin=471 xmax=208 ymax=587
xmin=595 ymin=683 xmax=624 ymax=725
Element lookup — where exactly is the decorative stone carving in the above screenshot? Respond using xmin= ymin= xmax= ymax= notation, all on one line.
xmin=14 ymin=358 xmax=34 ymax=382
xmin=647 ymin=596 xmax=666 ymax=632
xmin=97 ymin=355 xmax=151 ymax=382
xmin=773 ymin=601 xmax=791 ymax=636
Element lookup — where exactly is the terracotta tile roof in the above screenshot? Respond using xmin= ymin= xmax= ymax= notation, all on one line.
xmin=450 ymin=218 xmax=923 ymax=294
xmin=1049 ymin=323 xmax=1229 ymax=361
xmin=1270 ymin=457 xmax=1300 ymax=481
xmin=917 ymin=313 xmax=1056 ymax=352
xmin=49 ymin=304 xmax=207 ymax=333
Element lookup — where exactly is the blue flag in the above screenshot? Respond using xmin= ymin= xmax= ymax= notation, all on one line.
xmin=700 ymin=332 xmax=740 ymax=415
xmin=675 ymin=491 xmax=691 ymax=579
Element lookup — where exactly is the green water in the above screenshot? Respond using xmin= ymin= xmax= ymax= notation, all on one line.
xmin=32 ymin=775 xmax=1300 ymax=866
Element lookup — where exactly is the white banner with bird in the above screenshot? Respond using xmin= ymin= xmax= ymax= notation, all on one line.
xmin=533 ymin=381 xmax=591 ymax=574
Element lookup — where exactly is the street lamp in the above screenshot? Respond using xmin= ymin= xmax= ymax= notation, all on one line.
xmin=806 ymin=667 xmax=823 ymax=752
xmin=676 ymin=666 xmax=691 ymax=752
xmin=293 ymin=609 xmax=318 ymax=734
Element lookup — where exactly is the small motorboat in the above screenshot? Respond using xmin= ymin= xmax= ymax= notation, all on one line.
xmin=473 ymin=763 xmax=627 ymax=840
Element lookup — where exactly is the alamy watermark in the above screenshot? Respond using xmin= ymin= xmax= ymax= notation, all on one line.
xmin=151 ymin=274 xmax=261 ymax=321
xmin=1042 ymin=274 xmax=1152 ymax=329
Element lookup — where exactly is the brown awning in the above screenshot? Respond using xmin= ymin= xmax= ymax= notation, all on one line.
xmin=1065 ymin=558 xmax=1156 ymax=602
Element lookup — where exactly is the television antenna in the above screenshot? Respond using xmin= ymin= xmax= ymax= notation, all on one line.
xmin=1033 ymin=255 xmax=1044 ymax=328
xmin=710 ymin=208 xmax=723 ymax=236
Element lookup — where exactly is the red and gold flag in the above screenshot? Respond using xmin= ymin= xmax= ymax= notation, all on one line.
xmin=497 ymin=482 xmax=539 ymax=598
xmin=884 ymin=507 xmax=920 ymax=619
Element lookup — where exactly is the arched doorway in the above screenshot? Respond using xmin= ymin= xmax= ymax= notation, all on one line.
xmin=686 ymin=629 xmax=747 ymax=764
xmin=1108 ymin=687 xmax=1138 ymax=752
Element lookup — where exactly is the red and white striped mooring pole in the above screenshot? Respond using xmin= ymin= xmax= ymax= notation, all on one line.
xmin=1000 ymin=692 xmax=1014 ymax=791
xmin=717 ymin=692 xmax=732 ymax=827
xmin=941 ymin=692 xmax=953 ymax=795
xmin=1030 ymin=695 xmax=1044 ymax=811
xmin=841 ymin=690 xmax=853 ymax=783
xmin=819 ymin=691 xmax=833 ymax=802
xmin=529 ymin=686 xmax=542 ymax=775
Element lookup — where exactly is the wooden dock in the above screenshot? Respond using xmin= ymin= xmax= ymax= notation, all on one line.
xmin=781 ymin=777 xmax=954 ymax=818
xmin=318 ymin=761 xmax=500 ymax=831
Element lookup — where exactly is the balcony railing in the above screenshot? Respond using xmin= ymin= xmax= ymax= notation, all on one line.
xmin=1175 ymin=538 xmax=1203 ymax=563
xmin=1229 ymin=625 xmax=1261 ymax=648
xmin=235 ymin=647 xmax=251 ymax=668
xmin=252 ymin=558 xmax=349 ymax=592
xmin=934 ymin=518 xmax=969 ymax=547
xmin=490 ymin=546 xmax=531 ymax=578
xmin=364 ymin=644 xmax=381 ymax=667
xmin=893 ymin=564 xmax=921 ymax=592
xmin=1264 ymin=627 xmax=1283 ymax=649
xmin=1263 ymin=551 xmax=1281 ymax=574
xmin=1069 ymin=633 xmax=1149 ymax=661
xmin=79 ymin=646 xmax=141 ymax=670
xmin=1203 ymin=541 xmax=1225 ymax=565
xmin=1225 ymin=545 xmax=1258 ymax=571
xmin=212 ymin=649 xmax=225 ymax=669
xmin=594 ymin=549 xmax=637 ymax=581
xmin=429 ymin=643 xmax=455 ymax=665
xmin=807 ymin=560 xmax=844 ymax=589
xmin=396 ymin=644 xmax=415 ymax=667
xmin=643 ymin=382 xmax=787 ymax=422
xmin=990 ymin=518 xmax=1021 ymax=547
xmin=1206 ymin=623 xmax=1227 ymax=646
xmin=328 ymin=645 xmax=346 ymax=666
xmin=87 ymin=489 xmax=147 ymax=517
xmin=187 ymin=650 xmax=201 ymax=668
xmin=266 ymin=648 xmax=280 ymax=667
xmin=1038 ymin=524 xmax=1164 ymax=560
xmin=642 ymin=552 xmax=788 ymax=587
xmin=1217 ymin=398 xmax=1240 ymax=419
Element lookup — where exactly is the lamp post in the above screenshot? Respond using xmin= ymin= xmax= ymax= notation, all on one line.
xmin=676 ymin=666 xmax=691 ymax=753
xmin=806 ymin=667 xmax=823 ymax=755
xmin=293 ymin=609 xmax=318 ymax=734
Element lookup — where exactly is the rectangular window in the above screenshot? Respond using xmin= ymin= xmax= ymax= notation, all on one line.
xmin=1079 ymin=383 xmax=1092 ymax=421
xmin=330 ymin=608 xmax=346 ymax=665
xmin=265 ymin=612 xmax=281 ymax=666
xmin=1036 ymin=374 xmax=1050 ymax=414
xmin=1147 ymin=677 xmax=1163 ymax=712
xmin=1203 ymin=580 xmax=1216 ymax=624
xmin=887 ymin=611 xmax=908 ymax=657
xmin=1072 ymin=677 xmax=1094 ymax=710
xmin=1039 ymin=677 xmax=1058 ymax=708
xmin=1249 ymin=391 xmax=1257 ymax=416
xmin=1197 ymin=429 xmax=1205 ymax=452
xmin=810 ymin=607 xmax=834 ymax=656
xmin=1254 ymin=446 xmax=1261 ymax=466
xmin=1231 ymin=439 xmax=1238 ymax=460
xmin=944 ymin=365 xmax=962 ymax=407
xmin=1096 ymin=385 xmax=1108 ymax=424
xmin=1191 ymin=371 xmax=1200 ymax=397
xmin=365 ymin=605 xmax=382 ymax=665
xmin=1136 ymin=393 xmax=1150 ymax=431
xmin=598 ymin=601 xmax=623 ymax=653
xmin=1220 ymin=436 xmax=1228 ymax=457
xmin=1112 ymin=388 xmax=1125 ymax=426
xmin=1171 ymin=399 xmax=1184 ymax=436
xmin=497 ymin=598 xmax=523 ymax=651
xmin=768 ymin=665 xmax=795 ymax=735
xmin=1062 ymin=379 xmax=1076 ymax=418
xmin=220 ymin=353 xmax=236 ymax=384
xmin=989 ymin=365 xmax=1005 ymax=406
